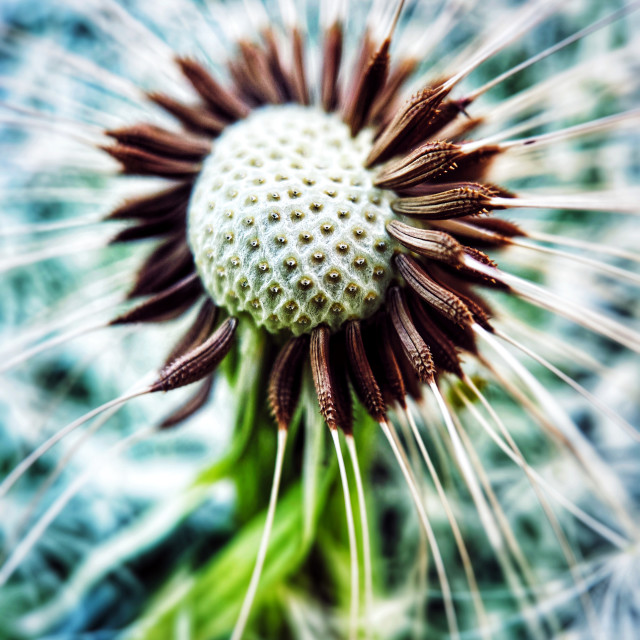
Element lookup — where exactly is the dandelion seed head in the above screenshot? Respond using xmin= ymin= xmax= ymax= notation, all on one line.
xmin=188 ymin=105 xmax=399 ymax=334
xmin=1 ymin=0 xmax=640 ymax=637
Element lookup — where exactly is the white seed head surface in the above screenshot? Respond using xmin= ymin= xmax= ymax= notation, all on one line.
xmin=188 ymin=105 xmax=399 ymax=335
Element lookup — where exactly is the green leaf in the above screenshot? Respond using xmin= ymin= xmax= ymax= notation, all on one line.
xmin=127 ymin=470 xmax=334 ymax=640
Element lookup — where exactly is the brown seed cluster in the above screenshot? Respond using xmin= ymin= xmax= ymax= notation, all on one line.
xmin=98 ymin=13 xmax=516 ymax=432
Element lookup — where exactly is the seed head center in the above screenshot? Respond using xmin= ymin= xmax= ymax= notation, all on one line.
xmin=188 ymin=105 xmax=399 ymax=335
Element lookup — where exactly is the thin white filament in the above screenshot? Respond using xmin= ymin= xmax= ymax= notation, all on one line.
xmin=475 ymin=326 xmax=637 ymax=540
xmin=434 ymin=219 xmax=639 ymax=269
xmin=495 ymin=329 xmax=640 ymax=442
xmin=0 ymin=289 xmax=124 ymax=360
xmin=0 ymin=104 xmax=106 ymax=147
xmin=0 ymin=186 xmax=109 ymax=204
xmin=479 ymin=333 xmax=636 ymax=531
xmin=63 ymin=0 xmax=188 ymax=95
xmin=278 ymin=0 xmax=298 ymax=30
xmin=345 ymin=434 xmax=373 ymax=640
xmin=466 ymin=109 xmax=640 ymax=153
xmin=429 ymin=382 xmax=540 ymax=637
xmin=242 ymin=0 xmax=270 ymax=33
xmin=385 ymin=0 xmax=407 ymax=41
xmin=17 ymin=489 xmax=206 ymax=636
xmin=466 ymin=1 xmax=640 ymax=101
xmin=506 ymin=237 xmax=640 ymax=287
xmin=444 ymin=45 xmax=637 ymax=140
xmin=457 ymin=379 xmax=601 ymax=636
xmin=379 ymin=419 xmax=460 ymax=640
xmin=404 ymin=404 xmax=491 ymax=639
xmin=454 ymin=377 xmax=628 ymax=547
xmin=176 ymin=605 xmax=192 ymax=640
xmin=231 ymin=428 xmax=288 ymax=640
xmin=403 ymin=0 xmax=471 ymax=62
xmin=491 ymin=194 xmax=640 ymax=215
xmin=393 ymin=406 xmax=430 ymax=639
xmin=442 ymin=218 xmax=640 ymax=284
xmin=9 ymin=407 xmax=119 ymax=547
xmin=479 ymin=357 xmax=630 ymax=548
xmin=368 ymin=0 xmax=390 ymax=33
xmin=430 ymin=383 xmax=501 ymax=547
xmin=471 ymin=355 xmax=600 ymax=484
xmin=6 ymin=145 xmax=118 ymax=175
xmin=464 ymin=257 xmax=640 ymax=354
xmin=0 ymin=235 xmax=113 ymax=273
xmin=9 ymin=367 xmax=154 ymax=547
xmin=443 ymin=0 xmax=557 ymax=90
xmin=0 ymin=76 xmax=121 ymax=129
xmin=330 ymin=429 xmax=360 ymax=640
xmin=0 ymin=319 xmax=107 ymax=374
xmin=0 ymin=424 xmax=157 ymax=589
xmin=0 ymin=34 xmax=148 ymax=107
xmin=0 ymin=213 xmax=110 ymax=238
xmin=452 ymin=400 xmax=560 ymax=638
xmin=302 ymin=384 xmax=325 ymax=543
xmin=84 ymin=0 xmax=178 ymax=62
xmin=0 ymin=388 xmax=149 ymax=500
xmin=498 ymin=314 xmax=607 ymax=375
xmin=472 ymin=109 xmax=579 ymax=153
xmin=525 ymin=229 xmax=640 ymax=264
xmin=450 ymin=408 xmax=560 ymax=638
xmin=320 ymin=0 xmax=345 ymax=28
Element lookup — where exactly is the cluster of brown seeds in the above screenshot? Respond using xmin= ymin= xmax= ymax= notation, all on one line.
xmin=97 ymin=15 xmax=523 ymax=432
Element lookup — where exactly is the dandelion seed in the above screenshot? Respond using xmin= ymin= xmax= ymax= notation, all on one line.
xmin=1 ymin=0 xmax=639 ymax=638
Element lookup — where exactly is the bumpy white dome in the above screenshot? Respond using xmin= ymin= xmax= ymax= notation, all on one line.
xmin=188 ymin=105 xmax=399 ymax=335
